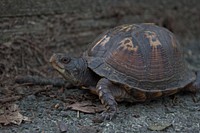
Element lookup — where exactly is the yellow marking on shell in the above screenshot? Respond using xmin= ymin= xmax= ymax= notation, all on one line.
xmin=170 ymin=35 xmax=177 ymax=48
xmin=119 ymin=37 xmax=138 ymax=52
xmin=91 ymin=35 xmax=110 ymax=51
xmin=119 ymin=24 xmax=135 ymax=32
xmin=100 ymin=99 xmax=105 ymax=104
xmin=98 ymin=91 xmax=103 ymax=98
xmin=81 ymin=86 xmax=87 ymax=89
xmin=144 ymin=31 xmax=161 ymax=48
xmin=105 ymin=105 xmax=110 ymax=110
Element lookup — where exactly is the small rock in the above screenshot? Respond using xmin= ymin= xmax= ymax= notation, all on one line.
xmin=148 ymin=122 xmax=172 ymax=131
xmin=57 ymin=120 xmax=68 ymax=133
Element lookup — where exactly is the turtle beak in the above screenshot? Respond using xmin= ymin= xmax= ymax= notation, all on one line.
xmin=49 ymin=54 xmax=56 ymax=63
xmin=49 ymin=54 xmax=58 ymax=63
xmin=49 ymin=53 xmax=65 ymax=73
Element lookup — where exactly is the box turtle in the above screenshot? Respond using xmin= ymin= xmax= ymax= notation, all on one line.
xmin=50 ymin=23 xmax=200 ymax=120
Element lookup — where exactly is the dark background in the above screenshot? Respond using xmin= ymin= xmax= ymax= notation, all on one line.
xmin=0 ymin=0 xmax=200 ymax=132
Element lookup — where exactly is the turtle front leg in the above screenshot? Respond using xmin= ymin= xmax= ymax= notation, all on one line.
xmin=95 ymin=78 xmax=118 ymax=120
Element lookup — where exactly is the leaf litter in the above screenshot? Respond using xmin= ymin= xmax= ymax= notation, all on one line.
xmin=0 ymin=103 xmax=30 ymax=125
xmin=65 ymin=101 xmax=105 ymax=114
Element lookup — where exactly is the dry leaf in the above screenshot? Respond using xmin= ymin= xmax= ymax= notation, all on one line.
xmin=0 ymin=103 xmax=30 ymax=125
xmin=66 ymin=101 xmax=105 ymax=113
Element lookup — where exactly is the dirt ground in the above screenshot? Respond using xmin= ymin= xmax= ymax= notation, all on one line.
xmin=0 ymin=0 xmax=200 ymax=132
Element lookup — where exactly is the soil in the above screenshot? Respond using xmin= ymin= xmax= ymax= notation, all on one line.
xmin=0 ymin=0 xmax=200 ymax=132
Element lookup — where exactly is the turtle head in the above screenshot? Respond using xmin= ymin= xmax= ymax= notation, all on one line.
xmin=49 ymin=53 xmax=88 ymax=86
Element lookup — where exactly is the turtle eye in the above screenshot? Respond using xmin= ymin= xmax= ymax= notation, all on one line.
xmin=61 ymin=57 xmax=71 ymax=64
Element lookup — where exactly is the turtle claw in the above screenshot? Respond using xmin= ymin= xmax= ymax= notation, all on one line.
xmin=99 ymin=110 xmax=117 ymax=121
xmin=93 ymin=109 xmax=117 ymax=123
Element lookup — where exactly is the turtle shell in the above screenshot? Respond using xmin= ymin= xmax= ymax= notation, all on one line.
xmin=85 ymin=23 xmax=196 ymax=91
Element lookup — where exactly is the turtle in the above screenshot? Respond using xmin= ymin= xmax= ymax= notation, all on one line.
xmin=49 ymin=23 xmax=200 ymax=120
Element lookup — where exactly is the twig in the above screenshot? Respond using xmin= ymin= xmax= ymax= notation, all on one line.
xmin=15 ymin=75 xmax=68 ymax=87
xmin=0 ymin=96 xmax=22 ymax=103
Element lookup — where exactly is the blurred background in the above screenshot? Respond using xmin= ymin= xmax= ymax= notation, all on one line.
xmin=1 ymin=0 xmax=200 ymax=82
xmin=0 ymin=0 xmax=200 ymax=132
